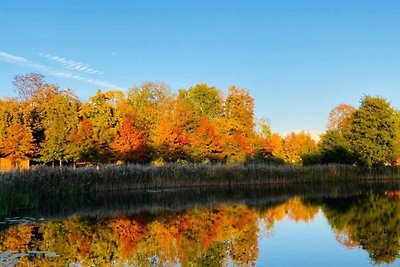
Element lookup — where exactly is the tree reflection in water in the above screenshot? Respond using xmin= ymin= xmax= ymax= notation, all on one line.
xmin=317 ymin=193 xmax=400 ymax=264
xmin=0 ymin=185 xmax=400 ymax=266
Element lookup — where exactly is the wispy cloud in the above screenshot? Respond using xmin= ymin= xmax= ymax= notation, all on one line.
xmin=0 ymin=52 xmax=29 ymax=64
xmin=0 ymin=51 xmax=122 ymax=89
xmin=39 ymin=53 xmax=103 ymax=75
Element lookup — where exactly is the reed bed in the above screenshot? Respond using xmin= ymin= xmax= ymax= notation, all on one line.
xmin=1 ymin=163 xmax=400 ymax=217
xmin=2 ymin=163 xmax=400 ymax=191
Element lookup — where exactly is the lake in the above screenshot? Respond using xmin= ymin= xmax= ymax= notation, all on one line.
xmin=0 ymin=183 xmax=400 ymax=266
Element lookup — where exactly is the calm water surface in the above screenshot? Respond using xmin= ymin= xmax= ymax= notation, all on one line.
xmin=0 ymin=185 xmax=400 ymax=266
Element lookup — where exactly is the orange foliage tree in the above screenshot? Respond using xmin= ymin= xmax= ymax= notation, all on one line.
xmin=111 ymin=218 xmax=145 ymax=258
xmin=111 ymin=117 xmax=146 ymax=162
xmin=262 ymin=133 xmax=284 ymax=159
xmin=152 ymin=117 xmax=189 ymax=162
xmin=262 ymin=197 xmax=319 ymax=229
xmin=1 ymin=73 xmax=267 ymax=165
xmin=1 ymin=122 xmax=35 ymax=162
xmin=1 ymin=225 xmax=35 ymax=252
xmin=282 ymin=132 xmax=317 ymax=163
xmin=189 ymin=117 xmax=223 ymax=162
xmin=328 ymin=104 xmax=356 ymax=132
xmin=224 ymin=131 xmax=253 ymax=163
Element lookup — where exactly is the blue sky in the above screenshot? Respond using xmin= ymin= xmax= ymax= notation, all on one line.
xmin=1 ymin=0 xmax=399 ymax=134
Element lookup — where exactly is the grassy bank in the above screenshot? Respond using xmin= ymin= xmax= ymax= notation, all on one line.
xmin=1 ymin=163 xmax=400 ymax=217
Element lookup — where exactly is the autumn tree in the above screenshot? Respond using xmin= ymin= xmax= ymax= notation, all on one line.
xmin=328 ymin=104 xmax=356 ymax=132
xmin=257 ymin=118 xmax=272 ymax=140
xmin=189 ymin=117 xmax=223 ymax=162
xmin=263 ymin=197 xmax=319 ymax=227
xmin=224 ymin=131 xmax=253 ymax=163
xmin=224 ymin=86 xmax=255 ymax=138
xmin=111 ymin=218 xmax=145 ymax=258
xmin=67 ymin=119 xmax=101 ymax=164
xmin=107 ymin=90 xmax=134 ymax=120
xmin=151 ymin=117 xmax=189 ymax=162
xmin=13 ymin=73 xmax=60 ymax=144
xmin=175 ymin=92 xmax=201 ymax=134
xmin=214 ymin=86 xmax=256 ymax=162
xmin=127 ymin=82 xmax=173 ymax=137
xmin=252 ymin=119 xmax=286 ymax=163
xmin=0 ymin=98 xmax=20 ymax=149
xmin=111 ymin=117 xmax=146 ymax=162
xmin=79 ymin=90 xmax=120 ymax=146
xmin=1 ymin=225 xmax=35 ymax=252
xmin=282 ymin=132 xmax=317 ymax=164
xmin=0 ymin=122 xmax=35 ymax=164
xmin=13 ymin=73 xmax=58 ymax=101
xmin=261 ymin=133 xmax=285 ymax=162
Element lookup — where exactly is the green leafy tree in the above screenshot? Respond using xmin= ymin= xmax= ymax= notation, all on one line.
xmin=323 ymin=194 xmax=400 ymax=264
xmin=345 ymin=96 xmax=400 ymax=167
xmin=257 ymin=117 xmax=272 ymax=140
xmin=79 ymin=90 xmax=120 ymax=153
xmin=78 ymin=90 xmax=125 ymax=163
xmin=13 ymin=73 xmax=60 ymax=146
xmin=175 ymin=91 xmax=201 ymax=134
xmin=127 ymin=82 xmax=173 ymax=137
xmin=183 ymin=83 xmax=223 ymax=119
xmin=40 ymin=90 xmax=80 ymax=166
xmin=224 ymin=86 xmax=255 ymax=139
xmin=67 ymin=119 xmax=101 ymax=164
xmin=319 ymin=130 xmax=354 ymax=164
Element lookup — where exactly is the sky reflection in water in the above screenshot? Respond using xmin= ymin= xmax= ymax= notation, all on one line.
xmin=259 ymin=212 xmax=391 ymax=267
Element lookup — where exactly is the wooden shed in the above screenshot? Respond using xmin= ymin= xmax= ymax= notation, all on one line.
xmin=0 ymin=158 xmax=30 ymax=171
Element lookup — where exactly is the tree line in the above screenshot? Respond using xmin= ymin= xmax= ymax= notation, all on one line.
xmin=0 ymin=73 xmax=399 ymax=167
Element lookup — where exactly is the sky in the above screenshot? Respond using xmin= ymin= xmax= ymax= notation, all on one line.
xmin=1 ymin=0 xmax=400 ymax=134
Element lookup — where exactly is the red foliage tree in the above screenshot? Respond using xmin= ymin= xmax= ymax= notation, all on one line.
xmin=111 ymin=117 xmax=146 ymax=162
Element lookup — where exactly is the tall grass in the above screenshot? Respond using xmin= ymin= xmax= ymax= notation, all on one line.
xmin=2 ymin=163 xmax=400 ymax=191
xmin=1 ymin=163 xmax=400 ymax=217
xmin=91 ymin=163 xmax=400 ymax=190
